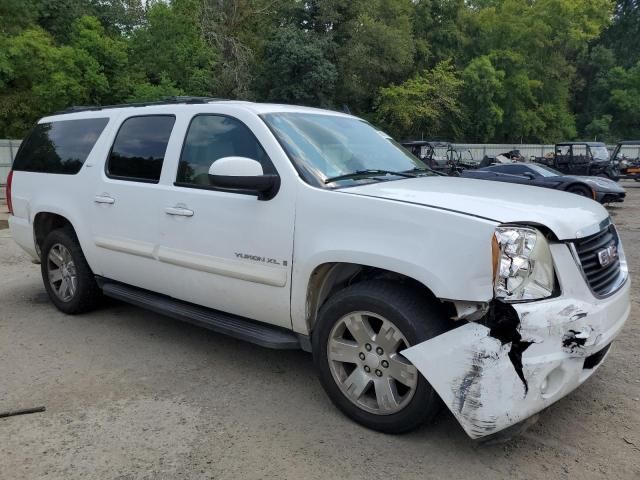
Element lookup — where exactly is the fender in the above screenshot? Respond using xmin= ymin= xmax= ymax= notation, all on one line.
xmin=290 ymin=184 xmax=499 ymax=334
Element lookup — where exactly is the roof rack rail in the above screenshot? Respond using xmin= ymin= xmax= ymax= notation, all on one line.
xmin=56 ymin=96 xmax=227 ymax=114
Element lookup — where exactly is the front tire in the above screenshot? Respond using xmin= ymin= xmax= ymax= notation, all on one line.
xmin=567 ymin=184 xmax=593 ymax=198
xmin=312 ymin=280 xmax=448 ymax=434
xmin=41 ymin=227 xmax=101 ymax=314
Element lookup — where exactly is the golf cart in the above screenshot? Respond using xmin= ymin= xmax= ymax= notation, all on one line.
xmin=611 ymin=140 xmax=640 ymax=181
xmin=401 ymin=140 xmax=465 ymax=175
xmin=535 ymin=142 xmax=620 ymax=180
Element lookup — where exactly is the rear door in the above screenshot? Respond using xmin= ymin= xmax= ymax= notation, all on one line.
xmin=158 ymin=112 xmax=296 ymax=329
xmin=88 ymin=113 xmax=179 ymax=296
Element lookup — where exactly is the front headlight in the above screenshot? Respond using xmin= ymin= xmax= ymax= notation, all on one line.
xmin=492 ymin=226 xmax=556 ymax=302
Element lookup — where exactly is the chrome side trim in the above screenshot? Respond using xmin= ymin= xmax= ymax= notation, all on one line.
xmin=157 ymin=246 xmax=287 ymax=287
xmin=94 ymin=236 xmax=155 ymax=259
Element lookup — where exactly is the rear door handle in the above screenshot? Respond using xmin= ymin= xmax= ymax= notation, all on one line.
xmin=165 ymin=206 xmax=194 ymax=217
xmin=94 ymin=195 xmax=115 ymax=205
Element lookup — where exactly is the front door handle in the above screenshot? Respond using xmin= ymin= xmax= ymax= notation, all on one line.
xmin=165 ymin=206 xmax=194 ymax=217
xmin=94 ymin=194 xmax=115 ymax=205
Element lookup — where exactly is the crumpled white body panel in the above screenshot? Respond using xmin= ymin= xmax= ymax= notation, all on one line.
xmin=403 ymin=243 xmax=631 ymax=439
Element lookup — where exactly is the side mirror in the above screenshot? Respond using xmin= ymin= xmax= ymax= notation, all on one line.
xmin=522 ymin=172 xmax=535 ymax=180
xmin=208 ymin=156 xmax=279 ymax=200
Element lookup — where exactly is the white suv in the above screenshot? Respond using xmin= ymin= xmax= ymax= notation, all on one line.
xmin=7 ymin=98 xmax=630 ymax=439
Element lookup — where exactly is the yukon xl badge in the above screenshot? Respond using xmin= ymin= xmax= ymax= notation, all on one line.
xmin=235 ymin=252 xmax=288 ymax=267
xmin=597 ymin=244 xmax=618 ymax=268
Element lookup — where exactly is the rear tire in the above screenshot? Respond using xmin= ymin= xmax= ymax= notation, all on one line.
xmin=312 ymin=280 xmax=449 ymax=434
xmin=41 ymin=227 xmax=101 ymax=314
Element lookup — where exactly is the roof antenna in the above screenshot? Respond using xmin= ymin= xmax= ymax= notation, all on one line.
xmin=342 ymin=104 xmax=352 ymax=115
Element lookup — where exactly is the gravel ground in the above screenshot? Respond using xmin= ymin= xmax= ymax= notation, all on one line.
xmin=1 ymin=184 xmax=639 ymax=480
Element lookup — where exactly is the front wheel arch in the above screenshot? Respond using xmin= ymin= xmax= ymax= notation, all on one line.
xmin=304 ymin=262 xmax=453 ymax=336
xmin=566 ymin=183 xmax=595 ymax=199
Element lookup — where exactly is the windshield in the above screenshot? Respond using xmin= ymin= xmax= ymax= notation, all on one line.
xmin=527 ymin=164 xmax=563 ymax=177
xmin=591 ymin=146 xmax=610 ymax=162
xmin=261 ymin=112 xmax=429 ymax=187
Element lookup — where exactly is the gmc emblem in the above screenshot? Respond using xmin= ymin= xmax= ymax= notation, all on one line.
xmin=597 ymin=244 xmax=618 ymax=268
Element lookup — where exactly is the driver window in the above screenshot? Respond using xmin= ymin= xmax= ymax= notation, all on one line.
xmin=177 ymin=115 xmax=272 ymax=186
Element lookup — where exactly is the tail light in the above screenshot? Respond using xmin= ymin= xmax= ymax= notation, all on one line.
xmin=6 ymin=169 xmax=13 ymax=215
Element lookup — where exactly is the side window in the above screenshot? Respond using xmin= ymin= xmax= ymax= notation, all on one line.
xmin=506 ymin=165 xmax=528 ymax=174
xmin=107 ymin=115 xmax=175 ymax=183
xmin=556 ymin=145 xmax=571 ymax=163
xmin=572 ymin=145 xmax=588 ymax=164
xmin=177 ymin=115 xmax=272 ymax=186
xmin=13 ymin=118 xmax=109 ymax=174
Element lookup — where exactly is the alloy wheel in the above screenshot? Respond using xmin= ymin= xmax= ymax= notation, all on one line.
xmin=47 ymin=243 xmax=78 ymax=302
xmin=327 ymin=311 xmax=418 ymax=415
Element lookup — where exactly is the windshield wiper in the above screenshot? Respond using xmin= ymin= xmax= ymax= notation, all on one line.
xmin=402 ymin=167 xmax=443 ymax=176
xmin=324 ymin=169 xmax=416 ymax=184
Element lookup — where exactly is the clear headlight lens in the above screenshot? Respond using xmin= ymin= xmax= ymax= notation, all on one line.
xmin=492 ymin=226 xmax=556 ymax=301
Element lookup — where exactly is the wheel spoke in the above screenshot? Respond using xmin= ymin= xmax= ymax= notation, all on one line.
xmin=329 ymin=338 xmax=360 ymax=364
xmin=57 ymin=278 xmax=69 ymax=298
xmin=374 ymin=378 xmax=400 ymax=411
xmin=387 ymin=354 xmax=418 ymax=388
xmin=49 ymin=249 xmax=64 ymax=267
xmin=48 ymin=269 xmax=63 ymax=283
xmin=343 ymin=368 xmax=371 ymax=400
xmin=374 ymin=320 xmax=402 ymax=353
xmin=344 ymin=313 xmax=375 ymax=345
xmin=61 ymin=247 xmax=72 ymax=264
xmin=68 ymin=275 xmax=78 ymax=296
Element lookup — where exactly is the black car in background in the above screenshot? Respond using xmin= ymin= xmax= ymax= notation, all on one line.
xmin=534 ymin=142 xmax=620 ymax=180
xmin=461 ymin=163 xmax=626 ymax=204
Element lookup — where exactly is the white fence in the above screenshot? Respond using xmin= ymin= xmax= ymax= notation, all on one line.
xmin=0 ymin=140 xmax=21 ymax=185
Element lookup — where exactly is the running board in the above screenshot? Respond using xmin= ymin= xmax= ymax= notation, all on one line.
xmin=101 ymin=281 xmax=302 ymax=350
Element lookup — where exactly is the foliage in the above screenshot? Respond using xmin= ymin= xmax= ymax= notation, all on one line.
xmin=0 ymin=0 xmax=638 ymax=144
xmin=461 ymin=56 xmax=504 ymax=142
xmin=256 ymin=25 xmax=337 ymax=107
xmin=374 ymin=61 xmax=464 ymax=139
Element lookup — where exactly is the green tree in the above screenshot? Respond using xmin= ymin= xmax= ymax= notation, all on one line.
xmin=129 ymin=0 xmax=217 ymax=97
xmin=461 ymin=56 xmax=504 ymax=142
xmin=257 ymin=26 xmax=337 ymax=107
xmin=412 ymin=0 xmax=470 ymax=69
xmin=0 ymin=0 xmax=38 ymax=35
xmin=373 ymin=61 xmax=464 ymax=139
xmin=595 ymin=62 xmax=640 ymax=139
xmin=600 ymin=1 xmax=640 ymax=68
xmin=0 ymin=16 xmax=131 ymax=137
xmin=465 ymin=0 xmax=613 ymax=141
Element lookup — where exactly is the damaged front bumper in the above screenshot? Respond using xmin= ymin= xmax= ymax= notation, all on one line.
xmin=403 ymin=242 xmax=630 ymax=439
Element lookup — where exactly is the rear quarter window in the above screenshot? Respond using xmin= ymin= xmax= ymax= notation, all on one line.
xmin=106 ymin=115 xmax=175 ymax=183
xmin=13 ymin=118 xmax=109 ymax=174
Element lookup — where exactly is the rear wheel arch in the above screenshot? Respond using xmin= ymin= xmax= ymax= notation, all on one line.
xmin=33 ymin=212 xmax=77 ymax=259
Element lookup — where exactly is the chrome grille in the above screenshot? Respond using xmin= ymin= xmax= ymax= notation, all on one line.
xmin=573 ymin=225 xmax=624 ymax=296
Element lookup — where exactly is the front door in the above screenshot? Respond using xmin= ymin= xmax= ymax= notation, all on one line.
xmin=159 ymin=114 xmax=295 ymax=329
